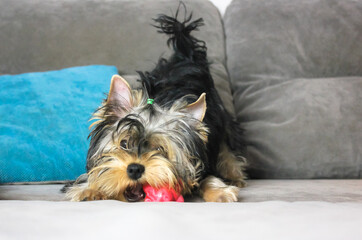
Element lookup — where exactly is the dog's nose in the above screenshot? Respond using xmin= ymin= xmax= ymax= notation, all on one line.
xmin=127 ymin=163 xmax=145 ymax=180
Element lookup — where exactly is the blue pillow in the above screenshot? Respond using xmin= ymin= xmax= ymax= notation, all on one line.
xmin=0 ymin=65 xmax=118 ymax=183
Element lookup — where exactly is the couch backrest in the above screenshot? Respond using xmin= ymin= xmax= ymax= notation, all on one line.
xmin=0 ymin=0 xmax=235 ymax=114
xmin=225 ymin=0 xmax=362 ymax=80
xmin=225 ymin=0 xmax=362 ymax=179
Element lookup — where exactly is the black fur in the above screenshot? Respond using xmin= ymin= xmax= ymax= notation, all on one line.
xmin=63 ymin=5 xmax=247 ymax=200
xmin=138 ymin=8 xmax=246 ymax=178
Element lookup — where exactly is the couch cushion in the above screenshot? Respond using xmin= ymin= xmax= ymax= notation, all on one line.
xmin=0 ymin=65 xmax=118 ymax=183
xmin=2 ymin=180 xmax=362 ymax=202
xmin=225 ymin=0 xmax=362 ymax=178
xmin=0 ymin=0 xmax=235 ymax=115
xmin=1 ymin=200 xmax=362 ymax=240
xmin=234 ymin=77 xmax=362 ymax=178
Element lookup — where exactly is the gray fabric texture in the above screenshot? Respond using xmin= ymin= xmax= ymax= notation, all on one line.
xmin=2 ymin=181 xmax=362 ymax=240
xmin=0 ymin=0 xmax=235 ymax=115
xmin=225 ymin=0 xmax=362 ymax=79
xmin=235 ymin=77 xmax=362 ymax=178
xmin=225 ymin=0 xmax=362 ymax=178
xmin=1 ymin=200 xmax=362 ymax=240
xmin=1 ymin=180 xmax=362 ymax=202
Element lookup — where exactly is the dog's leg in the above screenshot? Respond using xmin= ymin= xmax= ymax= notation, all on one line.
xmin=65 ymin=183 xmax=107 ymax=201
xmin=200 ymin=176 xmax=239 ymax=202
xmin=216 ymin=142 xmax=247 ymax=188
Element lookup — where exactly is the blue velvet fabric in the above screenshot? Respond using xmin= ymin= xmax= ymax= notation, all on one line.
xmin=0 ymin=65 xmax=118 ymax=183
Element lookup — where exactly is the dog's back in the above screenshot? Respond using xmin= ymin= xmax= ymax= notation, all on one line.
xmin=138 ymin=7 xmax=247 ymax=178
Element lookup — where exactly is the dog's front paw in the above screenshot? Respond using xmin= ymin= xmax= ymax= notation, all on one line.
xmin=200 ymin=176 xmax=240 ymax=202
xmin=65 ymin=184 xmax=108 ymax=202
xmin=74 ymin=189 xmax=107 ymax=201
xmin=202 ymin=186 xmax=239 ymax=202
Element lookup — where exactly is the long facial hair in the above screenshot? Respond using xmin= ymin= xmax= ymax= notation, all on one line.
xmin=80 ymin=75 xmax=208 ymax=200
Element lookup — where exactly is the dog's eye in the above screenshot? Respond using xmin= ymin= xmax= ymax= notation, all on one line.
xmin=156 ymin=146 xmax=165 ymax=152
xmin=120 ymin=140 xmax=128 ymax=149
xmin=157 ymin=146 xmax=168 ymax=157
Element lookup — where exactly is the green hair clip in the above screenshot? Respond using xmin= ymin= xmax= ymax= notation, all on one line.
xmin=147 ymin=98 xmax=154 ymax=105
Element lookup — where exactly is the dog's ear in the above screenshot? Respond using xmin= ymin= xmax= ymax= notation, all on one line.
xmin=107 ymin=75 xmax=133 ymax=114
xmin=185 ymin=93 xmax=207 ymax=121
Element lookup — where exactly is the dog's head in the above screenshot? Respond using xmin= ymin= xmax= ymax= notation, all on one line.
xmin=86 ymin=75 xmax=208 ymax=201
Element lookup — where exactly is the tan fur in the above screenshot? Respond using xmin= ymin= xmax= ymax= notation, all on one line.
xmin=217 ymin=142 xmax=247 ymax=188
xmin=67 ymin=138 xmax=191 ymax=201
xmin=66 ymin=183 xmax=107 ymax=201
xmin=200 ymin=176 xmax=239 ymax=202
xmin=77 ymin=189 xmax=107 ymax=201
xmin=91 ymin=150 xmax=179 ymax=197
xmin=66 ymin=76 xmax=244 ymax=202
xmin=132 ymin=89 xmax=145 ymax=107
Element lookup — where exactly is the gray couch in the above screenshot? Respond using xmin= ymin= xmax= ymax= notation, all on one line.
xmin=1 ymin=0 xmax=361 ymax=239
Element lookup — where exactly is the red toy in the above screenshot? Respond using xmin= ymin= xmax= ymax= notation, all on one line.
xmin=143 ymin=184 xmax=184 ymax=202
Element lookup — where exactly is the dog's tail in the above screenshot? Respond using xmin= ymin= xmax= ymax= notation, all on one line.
xmin=153 ymin=3 xmax=207 ymax=64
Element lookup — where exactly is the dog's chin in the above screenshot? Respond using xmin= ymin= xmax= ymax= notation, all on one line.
xmin=124 ymin=183 xmax=145 ymax=202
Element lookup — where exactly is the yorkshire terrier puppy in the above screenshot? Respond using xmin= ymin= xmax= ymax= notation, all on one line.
xmin=65 ymin=8 xmax=247 ymax=202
